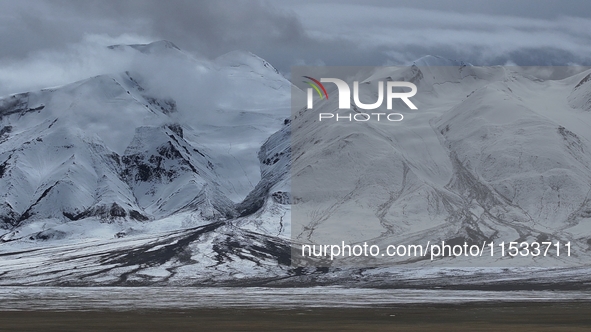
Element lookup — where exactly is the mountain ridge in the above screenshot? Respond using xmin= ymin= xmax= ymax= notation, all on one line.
xmin=2 ymin=43 xmax=591 ymax=285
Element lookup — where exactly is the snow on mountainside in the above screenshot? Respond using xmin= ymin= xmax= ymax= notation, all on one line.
xmin=291 ymin=64 xmax=591 ymax=268
xmin=0 ymin=41 xmax=291 ymax=242
xmin=2 ymin=43 xmax=591 ymax=285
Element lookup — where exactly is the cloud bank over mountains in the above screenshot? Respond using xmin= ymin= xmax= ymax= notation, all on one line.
xmin=2 ymin=0 xmax=591 ymax=97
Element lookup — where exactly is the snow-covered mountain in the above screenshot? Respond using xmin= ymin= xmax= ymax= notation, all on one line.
xmin=291 ymin=61 xmax=591 ymax=268
xmin=0 ymin=41 xmax=290 ymax=239
xmin=2 ymin=45 xmax=591 ymax=286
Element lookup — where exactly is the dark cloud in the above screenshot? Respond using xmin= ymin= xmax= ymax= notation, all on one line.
xmin=1 ymin=0 xmax=591 ymax=85
xmin=0 ymin=1 xmax=306 ymax=58
xmin=289 ymin=0 xmax=591 ymax=19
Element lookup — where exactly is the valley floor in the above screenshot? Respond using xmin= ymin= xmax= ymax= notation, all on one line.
xmin=1 ymin=287 xmax=591 ymax=331
xmin=1 ymin=303 xmax=590 ymax=331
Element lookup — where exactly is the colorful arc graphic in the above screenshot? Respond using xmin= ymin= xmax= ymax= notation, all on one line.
xmin=303 ymin=76 xmax=329 ymax=100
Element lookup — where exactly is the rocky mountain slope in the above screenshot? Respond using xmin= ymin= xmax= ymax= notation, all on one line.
xmin=1 ymin=46 xmax=591 ymax=285
xmin=291 ymin=60 xmax=591 ymax=268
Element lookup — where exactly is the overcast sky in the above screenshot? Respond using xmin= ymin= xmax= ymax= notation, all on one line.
xmin=2 ymin=0 xmax=591 ymax=95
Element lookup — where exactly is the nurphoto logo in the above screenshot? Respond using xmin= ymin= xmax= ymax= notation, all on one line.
xmin=303 ymin=76 xmax=418 ymax=122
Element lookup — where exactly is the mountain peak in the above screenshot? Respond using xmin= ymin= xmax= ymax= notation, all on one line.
xmin=411 ymin=55 xmax=471 ymax=67
xmin=215 ymin=50 xmax=280 ymax=75
xmin=108 ymin=40 xmax=181 ymax=54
